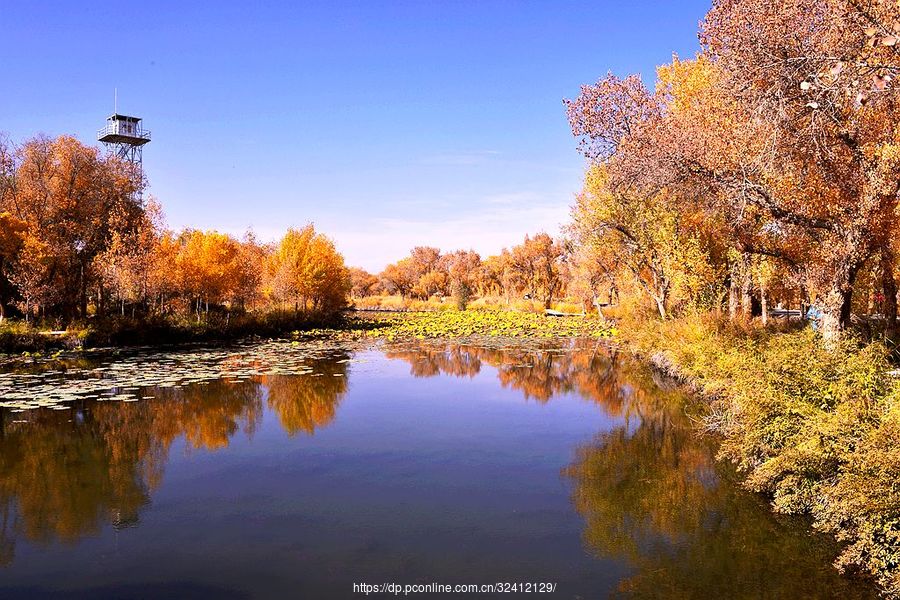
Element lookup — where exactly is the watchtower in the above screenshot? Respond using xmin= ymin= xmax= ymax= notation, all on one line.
xmin=98 ymin=111 xmax=150 ymax=201
xmin=97 ymin=113 xmax=151 ymax=165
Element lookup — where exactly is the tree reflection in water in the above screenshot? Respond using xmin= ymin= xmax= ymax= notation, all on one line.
xmin=0 ymin=352 xmax=350 ymax=565
xmin=385 ymin=339 xmax=631 ymax=407
xmin=265 ymin=356 xmax=348 ymax=436
xmin=0 ymin=342 xmax=878 ymax=597
xmin=386 ymin=340 xmax=875 ymax=598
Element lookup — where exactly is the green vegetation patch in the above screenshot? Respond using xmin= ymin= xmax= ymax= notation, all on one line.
xmin=361 ymin=310 xmax=615 ymax=341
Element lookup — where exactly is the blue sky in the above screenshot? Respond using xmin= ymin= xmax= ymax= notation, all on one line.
xmin=1 ymin=0 xmax=709 ymax=271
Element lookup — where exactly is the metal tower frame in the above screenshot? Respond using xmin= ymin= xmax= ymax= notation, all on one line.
xmin=97 ymin=113 xmax=151 ymax=199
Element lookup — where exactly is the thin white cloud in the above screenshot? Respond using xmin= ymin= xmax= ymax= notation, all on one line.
xmin=419 ymin=150 xmax=501 ymax=166
xmin=331 ymin=198 xmax=571 ymax=272
xmin=482 ymin=191 xmax=542 ymax=205
xmin=203 ymin=191 xmax=575 ymax=274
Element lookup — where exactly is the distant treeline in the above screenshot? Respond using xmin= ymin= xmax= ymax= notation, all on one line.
xmin=349 ymin=234 xmax=579 ymax=311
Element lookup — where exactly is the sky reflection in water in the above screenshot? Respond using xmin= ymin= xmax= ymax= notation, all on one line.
xmin=0 ymin=340 xmax=876 ymax=599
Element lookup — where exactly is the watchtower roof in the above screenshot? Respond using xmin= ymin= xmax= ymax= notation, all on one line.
xmin=106 ymin=114 xmax=142 ymax=122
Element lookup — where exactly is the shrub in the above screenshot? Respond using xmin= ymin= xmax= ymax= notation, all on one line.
xmin=624 ymin=314 xmax=900 ymax=592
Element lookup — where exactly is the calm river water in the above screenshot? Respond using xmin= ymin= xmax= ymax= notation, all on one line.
xmin=0 ymin=339 xmax=877 ymax=599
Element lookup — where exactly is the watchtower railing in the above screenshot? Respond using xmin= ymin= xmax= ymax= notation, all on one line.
xmin=97 ymin=123 xmax=151 ymax=141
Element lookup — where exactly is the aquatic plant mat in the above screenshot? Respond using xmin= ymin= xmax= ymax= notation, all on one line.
xmin=310 ymin=310 xmax=615 ymax=341
xmin=0 ymin=339 xmax=368 ymax=413
xmin=0 ymin=324 xmax=611 ymax=413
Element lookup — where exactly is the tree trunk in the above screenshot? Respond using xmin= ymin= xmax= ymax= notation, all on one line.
xmin=820 ymin=265 xmax=859 ymax=342
xmin=595 ymin=303 xmax=608 ymax=322
xmin=654 ymin=289 xmax=668 ymax=320
xmin=799 ymin=283 xmax=809 ymax=322
xmin=655 ymin=297 xmax=667 ymax=319
xmin=740 ymin=255 xmax=752 ymax=320
xmin=760 ymin=279 xmax=768 ymax=326
xmin=882 ymin=250 xmax=898 ymax=341
xmin=79 ymin=262 xmax=88 ymax=319
xmin=820 ymin=286 xmax=844 ymax=342
xmin=728 ymin=270 xmax=738 ymax=321
xmin=840 ymin=279 xmax=855 ymax=328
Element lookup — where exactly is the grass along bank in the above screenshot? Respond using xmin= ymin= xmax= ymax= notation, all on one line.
xmin=351 ymin=293 xmax=586 ymax=315
xmin=623 ymin=314 xmax=900 ymax=594
xmin=0 ymin=310 xmax=348 ymax=355
xmin=0 ymin=309 xmax=615 ymax=359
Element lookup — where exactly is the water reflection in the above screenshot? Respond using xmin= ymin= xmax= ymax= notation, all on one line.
xmin=384 ymin=340 xmax=875 ymax=598
xmin=384 ymin=339 xmax=636 ymax=409
xmin=0 ymin=340 xmax=877 ymax=598
xmin=0 ymin=353 xmax=349 ymax=565
xmin=266 ymin=358 xmax=347 ymax=436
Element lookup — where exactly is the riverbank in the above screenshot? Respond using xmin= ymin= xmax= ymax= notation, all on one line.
xmin=0 ymin=311 xmax=348 ymax=355
xmin=622 ymin=314 xmax=900 ymax=595
xmin=0 ymin=309 xmax=615 ymax=357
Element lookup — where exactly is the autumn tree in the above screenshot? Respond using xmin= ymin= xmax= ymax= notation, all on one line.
xmin=508 ymin=233 xmax=566 ymax=309
xmin=0 ymin=136 xmax=143 ymax=321
xmin=696 ymin=0 xmax=900 ymax=339
xmin=566 ymin=55 xmax=808 ymax=322
xmin=483 ymin=250 xmax=520 ymax=304
xmin=349 ymin=267 xmax=380 ymax=298
xmin=379 ymin=246 xmax=450 ymax=300
xmin=172 ymin=229 xmax=246 ymax=319
xmin=95 ymin=198 xmax=165 ymax=317
xmin=379 ymin=258 xmax=416 ymax=297
xmin=471 ymin=253 xmax=499 ymax=299
xmin=565 ymin=240 xmax=620 ymax=316
xmin=266 ymin=225 xmax=350 ymax=314
xmin=412 ymin=268 xmax=449 ymax=300
xmin=232 ymin=231 xmax=267 ymax=311
xmin=0 ymin=213 xmax=26 ymax=321
xmin=0 ymin=133 xmax=366 ymax=325
xmin=409 ymin=246 xmax=442 ymax=278
xmin=0 ymin=142 xmax=26 ymax=321
xmin=150 ymin=232 xmax=180 ymax=314
xmin=380 ymin=246 xmax=447 ymax=300
xmin=443 ymin=249 xmax=481 ymax=309
xmin=571 ymin=168 xmax=707 ymax=319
